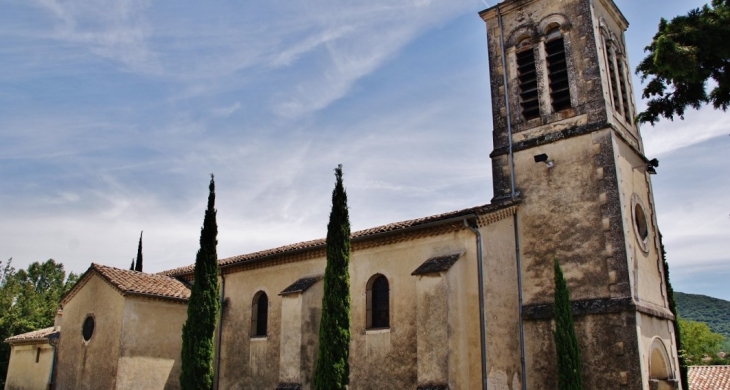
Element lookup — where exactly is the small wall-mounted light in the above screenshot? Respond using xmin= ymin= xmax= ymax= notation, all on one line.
xmin=633 ymin=158 xmax=659 ymax=175
xmin=534 ymin=153 xmax=554 ymax=168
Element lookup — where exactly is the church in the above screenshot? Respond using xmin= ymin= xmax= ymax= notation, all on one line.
xmin=4 ymin=0 xmax=682 ymax=389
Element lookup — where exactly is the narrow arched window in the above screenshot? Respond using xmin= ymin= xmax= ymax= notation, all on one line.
xmin=617 ymin=58 xmax=632 ymax=123
xmin=251 ymin=291 xmax=268 ymax=337
xmin=516 ymin=39 xmax=540 ymax=120
xmin=367 ymin=274 xmax=389 ymax=329
xmin=36 ymin=347 xmax=41 ymax=363
xmin=545 ymin=27 xmax=571 ymax=112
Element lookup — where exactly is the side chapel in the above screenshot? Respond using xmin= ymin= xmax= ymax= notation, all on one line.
xmin=4 ymin=0 xmax=682 ymax=389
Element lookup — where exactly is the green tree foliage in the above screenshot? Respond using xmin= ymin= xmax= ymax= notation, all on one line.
xmin=0 ymin=258 xmax=77 ymax=388
xmin=313 ymin=165 xmax=351 ymax=390
xmin=130 ymin=259 xmax=135 ymax=271
xmin=675 ymin=292 xmax=730 ymax=344
xmin=659 ymin=236 xmax=688 ymax=389
xmin=135 ymin=231 xmax=143 ymax=272
xmin=180 ymin=175 xmax=220 ymax=390
xmin=553 ymin=259 xmax=582 ymax=390
xmin=678 ymin=318 xmax=727 ymax=364
xmin=636 ymin=0 xmax=730 ymax=124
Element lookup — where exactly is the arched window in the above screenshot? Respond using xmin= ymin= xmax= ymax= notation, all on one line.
xmin=649 ymin=338 xmax=672 ymax=381
xmin=516 ymin=39 xmax=540 ymax=120
xmin=616 ymin=58 xmax=632 ymax=123
xmin=367 ymin=274 xmax=389 ymax=329
xmin=35 ymin=347 xmax=41 ymax=363
xmin=251 ymin=291 xmax=268 ymax=337
xmin=545 ymin=26 xmax=571 ymax=112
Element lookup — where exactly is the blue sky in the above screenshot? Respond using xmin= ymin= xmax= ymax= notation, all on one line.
xmin=1 ymin=0 xmax=728 ymax=300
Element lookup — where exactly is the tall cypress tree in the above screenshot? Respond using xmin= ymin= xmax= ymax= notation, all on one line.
xmin=180 ymin=175 xmax=220 ymax=390
xmin=660 ymin=233 xmax=688 ymax=390
xmin=130 ymin=258 xmax=135 ymax=271
xmin=135 ymin=231 xmax=143 ymax=272
xmin=553 ymin=259 xmax=583 ymax=390
xmin=313 ymin=165 xmax=351 ymax=390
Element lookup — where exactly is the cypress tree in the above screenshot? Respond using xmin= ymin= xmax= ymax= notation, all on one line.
xmin=130 ymin=258 xmax=135 ymax=271
xmin=553 ymin=259 xmax=582 ymax=390
xmin=180 ymin=175 xmax=220 ymax=390
xmin=660 ymin=233 xmax=688 ymax=390
xmin=313 ymin=165 xmax=351 ymax=390
xmin=135 ymin=231 xmax=143 ymax=272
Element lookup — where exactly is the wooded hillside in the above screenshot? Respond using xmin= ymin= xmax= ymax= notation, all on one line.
xmin=675 ymin=292 xmax=730 ymax=351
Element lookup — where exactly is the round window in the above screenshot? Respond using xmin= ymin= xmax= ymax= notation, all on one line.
xmin=634 ymin=203 xmax=648 ymax=241
xmin=631 ymin=194 xmax=651 ymax=253
xmin=82 ymin=316 xmax=95 ymax=341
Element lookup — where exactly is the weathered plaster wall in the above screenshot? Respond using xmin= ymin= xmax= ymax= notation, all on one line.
xmin=279 ymin=294 xmax=303 ymax=385
xmin=515 ymin=131 xmax=617 ymax=304
xmin=349 ymin=231 xmax=475 ymax=390
xmin=4 ymin=343 xmax=54 ymax=390
xmin=56 ymin=275 xmax=125 ymax=390
xmin=216 ymin=222 xmax=500 ymax=390
xmin=481 ymin=216 xmax=521 ymax=390
xmin=218 ymin=258 xmax=325 ymax=390
xmin=637 ymin=313 xmax=682 ymax=388
xmin=613 ymin=135 xmax=667 ymax=309
xmin=277 ymin=279 xmax=322 ymax=390
xmin=416 ymin=274 xmax=449 ymax=386
xmin=115 ymin=297 xmax=187 ymax=390
xmin=298 ymin=279 xmax=323 ymax=388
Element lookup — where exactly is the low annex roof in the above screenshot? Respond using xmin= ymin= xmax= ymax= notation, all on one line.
xmin=4 ymin=327 xmax=58 ymax=345
xmin=61 ymin=263 xmax=191 ymax=306
xmin=688 ymin=365 xmax=730 ymax=390
xmin=160 ymin=201 xmax=517 ymax=278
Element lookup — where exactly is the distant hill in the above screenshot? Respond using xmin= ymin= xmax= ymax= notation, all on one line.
xmin=675 ymin=292 xmax=730 ymax=350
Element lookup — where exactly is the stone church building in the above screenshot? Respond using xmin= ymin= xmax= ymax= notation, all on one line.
xmin=5 ymin=0 xmax=682 ymax=389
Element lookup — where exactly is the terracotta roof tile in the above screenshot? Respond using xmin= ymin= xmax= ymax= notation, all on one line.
xmin=161 ymin=201 xmax=516 ymax=277
xmin=4 ymin=327 xmax=58 ymax=344
xmin=689 ymin=365 xmax=730 ymax=390
xmin=89 ymin=264 xmax=190 ymax=302
xmin=62 ymin=264 xmax=191 ymax=305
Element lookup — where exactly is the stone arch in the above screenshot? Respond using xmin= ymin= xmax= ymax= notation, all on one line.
xmin=649 ymin=337 xmax=672 ymax=380
xmin=506 ymin=25 xmax=538 ymax=48
xmin=538 ymin=13 xmax=571 ymax=35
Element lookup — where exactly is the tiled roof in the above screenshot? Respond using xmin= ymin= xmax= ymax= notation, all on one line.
xmin=279 ymin=276 xmax=322 ymax=296
xmin=689 ymin=365 xmax=730 ymax=390
xmin=411 ymin=253 xmax=462 ymax=275
xmin=161 ymin=201 xmax=517 ymax=277
xmin=62 ymin=264 xmax=191 ymax=305
xmin=4 ymin=327 xmax=57 ymax=344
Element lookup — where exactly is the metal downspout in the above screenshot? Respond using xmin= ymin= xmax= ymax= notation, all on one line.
xmin=497 ymin=5 xmax=527 ymax=390
xmin=465 ymin=217 xmax=488 ymax=390
xmin=214 ymin=273 xmax=226 ymax=390
xmin=47 ymin=333 xmax=59 ymax=390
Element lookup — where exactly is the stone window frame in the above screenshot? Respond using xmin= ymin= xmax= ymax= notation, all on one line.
xmin=599 ymin=20 xmax=635 ymax=126
xmin=543 ymin=24 xmax=573 ymax=113
xmin=251 ymin=290 xmax=269 ymax=338
xmin=648 ymin=337 xmax=674 ymax=381
xmin=631 ymin=194 xmax=651 ymax=253
xmin=366 ymin=274 xmax=390 ymax=330
xmin=507 ymin=14 xmax=576 ymax=131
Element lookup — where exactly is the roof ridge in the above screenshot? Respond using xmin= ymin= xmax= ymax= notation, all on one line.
xmin=159 ymin=201 xmax=517 ymax=277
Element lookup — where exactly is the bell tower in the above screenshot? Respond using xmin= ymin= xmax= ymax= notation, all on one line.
xmin=480 ymin=0 xmax=681 ymax=389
